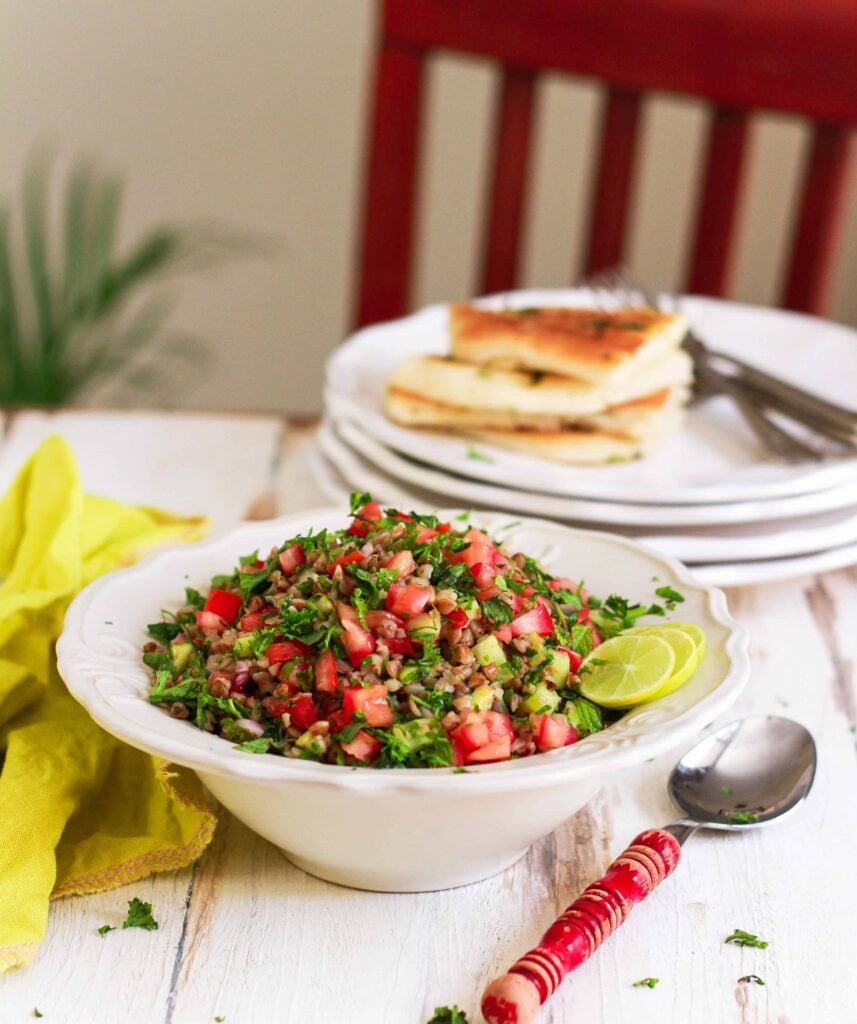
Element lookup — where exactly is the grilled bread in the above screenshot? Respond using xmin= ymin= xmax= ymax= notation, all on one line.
xmin=450 ymin=303 xmax=688 ymax=386
xmin=386 ymin=351 xmax=692 ymax=420
xmin=385 ymin=384 xmax=687 ymax=444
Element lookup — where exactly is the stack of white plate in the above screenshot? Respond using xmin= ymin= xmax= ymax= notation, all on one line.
xmin=317 ymin=288 xmax=857 ymax=586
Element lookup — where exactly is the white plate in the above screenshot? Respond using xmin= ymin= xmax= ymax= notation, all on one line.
xmin=690 ymin=540 xmax=857 ymax=587
xmin=324 ymin=414 xmax=857 ymax=528
xmin=312 ymin=426 xmax=857 ymax=587
xmin=325 ymin=289 xmax=857 ymax=505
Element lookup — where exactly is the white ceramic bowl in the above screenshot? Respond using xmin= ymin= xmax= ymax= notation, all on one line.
xmin=57 ymin=508 xmax=749 ymax=892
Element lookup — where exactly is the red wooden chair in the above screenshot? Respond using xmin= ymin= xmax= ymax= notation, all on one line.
xmin=353 ymin=0 xmax=857 ymax=328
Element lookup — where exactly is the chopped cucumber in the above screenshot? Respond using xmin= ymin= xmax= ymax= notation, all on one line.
xmin=543 ymin=649 xmax=570 ymax=687
xmin=521 ymin=681 xmax=561 ymax=714
xmin=399 ymin=664 xmax=422 ymax=685
xmin=471 ymin=683 xmax=496 ymax=711
xmin=233 ymin=635 xmax=255 ymax=658
xmin=407 ymin=609 xmax=441 ymax=640
xmin=473 ymin=634 xmax=507 ymax=668
xmin=170 ymin=642 xmax=194 ymax=671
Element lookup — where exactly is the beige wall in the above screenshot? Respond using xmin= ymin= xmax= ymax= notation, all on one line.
xmin=3 ymin=1 xmax=856 ymax=415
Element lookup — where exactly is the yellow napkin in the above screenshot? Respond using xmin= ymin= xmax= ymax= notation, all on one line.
xmin=0 ymin=435 xmax=216 ymax=972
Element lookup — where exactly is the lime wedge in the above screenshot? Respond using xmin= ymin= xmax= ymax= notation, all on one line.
xmin=578 ymin=634 xmax=675 ymax=709
xmin=628 ymin=622 xmax=707 ymax=661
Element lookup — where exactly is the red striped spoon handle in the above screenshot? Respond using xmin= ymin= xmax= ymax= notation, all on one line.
xmin=481 ymin=828 xmax=681 ymax=1024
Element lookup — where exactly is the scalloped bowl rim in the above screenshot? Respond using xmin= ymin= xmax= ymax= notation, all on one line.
xmin=57 ymin=506 xmax=750 ymax=793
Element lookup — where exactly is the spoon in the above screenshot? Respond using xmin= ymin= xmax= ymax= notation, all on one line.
xmin=481 ymin=715 xmax=817 ymax=1024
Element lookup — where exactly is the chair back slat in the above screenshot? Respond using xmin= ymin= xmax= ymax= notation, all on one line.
xmin=782 ymin=123 xmax=854 ymax=315
xmin=685 ymin=106 xmax=749 ymax=297
xmin=354 ymin=38 xmax=425 ymax=328
xmin=480 ymin=67 xmax=537 ymax=294
xmin=582 ymin=87 xmax=642 ymax=276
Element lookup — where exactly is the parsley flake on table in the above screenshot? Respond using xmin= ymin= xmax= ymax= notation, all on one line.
xmin=725 ymin=928 xmax=768 ymax=948
xmin=425 ymin=1007 xmax=469 ymax=1024
xmin=633 ymin=977 xmax=659 ymax=988
xmin=738 ymin=974 xmax=766 ymax=986
xmin=97 ymin=924 xmax=116 ymax=937
xmin=122 ymin=897 xmax=159 ymax=931
xmin=214 ymin=1017 xmax=226 ymax=1022
xmin=33 ymin=1010 xmax=43 ymax=1019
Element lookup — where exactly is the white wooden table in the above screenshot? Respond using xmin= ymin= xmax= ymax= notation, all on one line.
xmin=2 ymin=409 xmax=856 ymax=1024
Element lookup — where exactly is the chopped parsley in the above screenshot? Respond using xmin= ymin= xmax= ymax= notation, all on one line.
xmin=33 ymin=1009 xmax=43 ymax=1018
xmin=465 ymin=444 xmax=493 ymax=462
xmin=482 ymin=596 xmax=514 ymax=625
xmin=97 ymin=924 xmax=116 ymax=937
xmin=654 ymin=585 xmax=684 ymax=609
xmin=632 ymin=977 xmax=659 ymax=988
xmin=425 ymin=1008 xmax=469 ymax=1024
xmin=122 ymin=897 xmax=159 ymax=932
xmin=721 ymin=785 xmax=734 ymax=795
xmin=728 ymin=810 xmax=760 ymax=824
xmin=738 ymin=975 xmax=765 ymax=986
xmin=725 ymin=928 xmax=768 ymax=948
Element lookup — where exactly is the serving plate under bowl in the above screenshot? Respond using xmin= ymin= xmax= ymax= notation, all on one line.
xmin=57 ymin=508 xmax=749 ymax=891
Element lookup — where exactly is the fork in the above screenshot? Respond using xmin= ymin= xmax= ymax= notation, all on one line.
xmin=581 ymin=266 xmax=857 ymax=461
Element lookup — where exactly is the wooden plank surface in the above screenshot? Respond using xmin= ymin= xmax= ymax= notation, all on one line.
xmin=2 ymin=414 xmax=857 ymax=1024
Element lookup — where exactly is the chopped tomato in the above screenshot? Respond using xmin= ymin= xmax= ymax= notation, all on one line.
xmin=279 ymin=543 xmax=307 ymax=575
xmin=452 ymin=709 xmax=513 ymax=753
xmin=287 ymin=694 xmax=318 ymax=731
xmin=470 ymin=562 xmax=496 ymax=589
xmin=314 ymin=649 xmax=339 ymax=692
xmin=240 ymin=610 xmax=269 ymax=632
xmin=330 ymin=549 xmax=365 ymax=573
xmin=493 ymin=625 xmax=513 ymax=644
xmin=196 ymin=609 xmax=226 ymax=633
xmin=451 ymin=528 xmax=498 ymax=568
xmin=466 ymin=737 xmax=512 ymax=762
xmin=365 ymin=609 xmax=406 ymax=634
xmin=533 ymin=713 xmax=578 ymax=751
xmin=327 ymin=709 xmax=349 ymax=734
xmin=446 ymin=607 xmax=469 ymax=629
xmin=267 ymin=640 xmax=314 ymax=664
xmin=347 ymin=500 xmax=383 ymax=537
xmin=509 ymin=604 xmax=555 ymax=637
xmin=341 ymin=729 xmax=382 ymax=762
xmin=262 ymin=696 xmax=293 ymax=718
xmin=384 ymin=549 xmax=416 ymax=579
xmin=385 ymin=582 xmax=431 ymax=617
xmin=386 ymin=636 xmax=417 ymax=656
xmin=590 ymin=625 xmax=602 ymax=648
xmin=343 ymin=684 xmax=394 ymax=727
xmin=416 ymin=526 xmax=436 ymax=543
xmin=335 ymin=601 xmax=376 ymax=667
xmin=436 ymin=522 xmax=452 ymax=533
xmin=558 ymin=644 xmax=583 ymax=673
xmin=203 ymin=588 xmax=242 ymax=624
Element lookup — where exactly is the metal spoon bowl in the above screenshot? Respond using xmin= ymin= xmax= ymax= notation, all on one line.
xmin=667 ymin=714 xmax=817 ymax=842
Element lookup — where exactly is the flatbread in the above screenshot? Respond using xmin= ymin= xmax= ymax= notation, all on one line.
xmin=449 ymin=303 xmax=688 ymax=386
xmin=384 ymin=384 xmax=689 ymax=439
xmin=386 ymin=351 xmax=692 ymax=419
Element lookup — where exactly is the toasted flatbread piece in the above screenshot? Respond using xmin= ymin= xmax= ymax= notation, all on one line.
xmin=385 ymin=384 xmax=688 ymax=439
xmin=450 ymin=303 xmax=688 ymax=385
xmin=387 ymin=351 xmax=692 ymax=419
xmin=464 ymin=423 xmax=675 ymax=464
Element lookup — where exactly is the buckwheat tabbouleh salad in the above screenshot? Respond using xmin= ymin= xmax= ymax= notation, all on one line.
xmin=143 ymin=494 xmax=698 ymax=768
